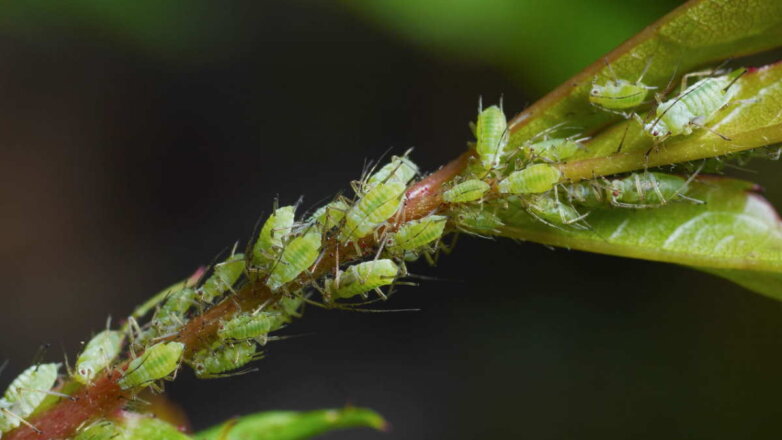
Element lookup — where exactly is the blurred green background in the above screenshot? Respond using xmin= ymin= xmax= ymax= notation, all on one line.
xmin=2 ymin=1 xmax=782 ymax=439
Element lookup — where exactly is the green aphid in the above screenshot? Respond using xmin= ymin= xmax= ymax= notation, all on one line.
xmin=268 ymin=295 xmax=304 ymax=331
xmin=190 ymin=341 xmax=262 ymax=379
xmin=339 ymin=182 xmax=406 ymax=242
xmin=365 ymin=155 xmax=418 ymax=189
xmin=252 ymin=206 xmax=296 ymax=264
xmin=454 ymin=206 xmax=503 ymax=233
xmin=124 ymin=413 xmax=192 ymax=440
xmin=442 ymin=179 xmax=491 ymax=203
xmin=475 ymin=105 xmax=508 ymax=171
xmin=266 ymin=231 xmax=321 ymax=290
xmin=521 ymin=138 xmax=583 ymax=164
xmin=73 ymin=420 xmax=127 ymax=440
xmin=218 ymin=312 xmax=275 ymax=344
xmin=74 ymin=330 xmax=124 ymax=384
xmin=325 ymin=259 xmax=399 ymax=300
xmin=200 ymin=253 xmax=246 ymax=302
xmin=590 ymin=79 xmax=651 ymax=111
xmin=119 ymin=341 xmax=184 ymax=390
xmin=0 ymin=363 xmax=60 ymax=433
xmin=526 ymin=193 xmax=585 ymax=226
xmin=498 ymin=163 xmax=562 ymax=194
xmin=386 ymin=215 xmax=447 ymax=253
xmin=642 ymin=68 xmax=744 ymax=140
xmin=155 ymin=287 xmax=197 ymax=329
xmin=567 ymin=172 xmax=690 ymax=208
xmin=309 ymin=200 xmax=350 ymax=230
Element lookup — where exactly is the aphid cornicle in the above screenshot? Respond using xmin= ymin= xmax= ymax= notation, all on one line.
xmin=325 ymin=259 xmax=399 ymax=300
xmin=475 ymin=105 xmax=508 ymax=171
xmin=442 ymin=179 xmax=491 ymax=203
xmin=498 ymin=163 xmax=562 ymax=194
xmin=218 ymin=312 xmax=276 ymax=344
xmin=365 ymin=155 xmax=419 ymax=190
xmin=0 ymin=363 xmax=60 ymax=433
xmin=309 ymin=200 xmax=350 ymax=230
xmin=339 ymin=182 xmax=406 ymax=242
xmin=266 ymin=230 xmax=322 ymax=290
xmin=200 ymin=253 xmax=246 ymax=302
xmin=189 ymin=341 xmax=261 ymax=378
xmin=386 ymin=215 xmax=447 ymax=253
xmin=74 ymin=330 xmax=123 ymax=384
xmin=252 ymin=206 xmax=296 ymax=264
xmin=118 ymin=341 xmax=184 ymax=390
xmin=642 ymin=68 xmax=744 ymax=140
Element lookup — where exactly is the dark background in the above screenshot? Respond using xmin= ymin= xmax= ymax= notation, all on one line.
xmin=2 ymin=1 xmax=782 ymax=439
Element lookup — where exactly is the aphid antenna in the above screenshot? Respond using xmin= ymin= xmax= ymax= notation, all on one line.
xmin=30 ymin=344 xmax=51 ymax=367
xmin=200 ymin=368 xmax=261 ymax=381
xmin=17 ymin=386 xmax=75 ymax=401
xmin=150 ymin=332 xmax=180 ymax=343
xmin=723 ymin=67 xmax=748 ymax=92
xmin=600 ymin=57 xmax=620 ymax=83
xmin=614 ymin=123 xmax=632 ymax=153
xmin=691 ymin=117 xmax=732 ymax=141
xmin=477 ymin=95 xmax=483 ymax=113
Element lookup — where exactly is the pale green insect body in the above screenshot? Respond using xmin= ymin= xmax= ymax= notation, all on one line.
xmin=567 ymin=172 xmax=689 ymax=208
xmin=200 ymin=253 xmax=246 ymax=302
xmin=454 ymin=206 xmax=503 ymax=232
xmin=252 ymin=206 xmax=296 ymax=265
xmin=520 ymin=138 xmax=583 ymax=164
xmin=442 ymin=179 xmax=491 ymax=203
xmin=155 ymin=287 xmax=197 ymax=327
xmin=339 ymin=182 xmax=406 ymax=242
xmin=366 ymin=155 xmax=418 ymax=189
xmin=590 ymin=79 xmax=651 ymax=110
xmin=386 ymin=215 xmax=447 ymax=253
xmin=325 ymin=259 xmax=399 ymax=300
xmin=73 ymin=420 xmax=126 ymax=440
xmin=75 ymin=330 xmax=124 ymax=384
xmin=644 ymin=69 xmax=743 ymax=139
xmin=475 ymin=105 xmax=508 ymax=171
xmin=119 ymin=341 xmax=184 ymax=390
xmin=189 ymin=341 xmax=261 ymax=378
xmin=218 ymin=312 xmax=276 ymax=344
xmin=266 ymin=230 xmax=322 ymax=290
xmin=309 ymin=200 xmax=350 ymax=231
xmin=526 ymin=193 xmax=585 ymax=226
xmin=498 ymin=163 xmax=562 ymax=194
xmin=0 ymin=363 xmax=60 ymax=432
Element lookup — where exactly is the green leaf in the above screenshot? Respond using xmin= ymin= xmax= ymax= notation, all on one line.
xmin=463 ymin=177 xmax=782 ymax=298
xmin=127 ymin=416 xmax=192 ymax=440
xmin=194 ymin=407 xmax=387 ymax=440
xmin=508 ymin=0 xmax=782 ymax=146
xmin=560 ymin=61 xmax=782 ymax=180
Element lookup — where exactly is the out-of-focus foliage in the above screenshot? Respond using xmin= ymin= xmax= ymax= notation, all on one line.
xmin=343 ymin=0 xmax=683 ymax=92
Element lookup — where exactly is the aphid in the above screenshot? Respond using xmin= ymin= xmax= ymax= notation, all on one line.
xmin=74 ymin=330 xmax=123 ymax=385
xmin=268 ymin=295 xmax=305 ymax=331
xmin=442 ymin=179 xmax=491 ymax=203
xmin=454 ymin=206 xmax=503 ymax=233
xmin=118 ymin=341 xmax=184 ymax=390
xmin=525 ymin=193 xmax=587 ymax=227
xmin=266 ymin=230 xmax=322 ymax=290
xmin=365 ymin=155 xmax=418 ymax=190
xmin=309 ymin=200 xmax=350 ymax=230
xmin=386 ymin=215 xmax=447 ymax=253
xmin=498 ymin=163 xmax=562 ymax=194
xmin=519 ymin=137 xmax=584 ymax=164
xmin=325 ymin=259 xmax=399 ymax=300
xmin=218 ymin=312 xmax=276 ymax=345
xmin=475 ymin=105 xmax=508 ymax=171
xmin=567 ymin=172 xmax=691 ymax=208
xmin=339 ymin=182 xmax=406 ymax=242
xmin=252 ymin=206 xmax=296 ymax=264
xmin=200 ymin=253 xmax=246 ymax=302
xmin=154 ymin=286 xmax=197 ymax=329
xmin=189 ymin=341 xmax=261 ymax=378
xmin=590 ymin=63 xmax=654 ymax=112
xmin=642 ymin=68 xmax=744 ymax=140
xmin=73 ymin=420 xmax=125 ymax=440
xmin=0 ymin=363 xmax=60 ymax=433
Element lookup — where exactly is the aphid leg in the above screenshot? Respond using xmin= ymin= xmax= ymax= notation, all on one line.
xmin=690 ymin=116 xmax=732 ymax=141
xmin=679 ymin=69 xmax=716 ymax=93
xmin=1 ymin=408 xmax=42 ymax=433
xmin=615 ymin=123 xmax=631 ymax=153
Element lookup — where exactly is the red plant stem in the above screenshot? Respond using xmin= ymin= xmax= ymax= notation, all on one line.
xmin=5 ymin=152 xmax=470 ymax=440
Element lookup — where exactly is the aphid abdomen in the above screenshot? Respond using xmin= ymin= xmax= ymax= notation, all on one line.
xmin=454 ymin=206 xmax=503 ymax=232
xmin=73 ymin=420 xmax=126 ymax=440
xmin=326 ymin=259 xmax=399 ymax=300
xmin=590 ymin=79 xmax=648 ymax=110
xmin=0 ymin=363 xmax=60 ymax=432
xmin=498 ymin=164 xmax=562 ymax=194
xmin=366 ymin=155 xmax=419 ymax=189
xmin=119 ymin=341 xmax=184 ymax=390
xmin=442 ymin=179 xmax=491 ymax=203
xmin=565 ymin=181 xmax=606 ymax=207
xmin=614 ymin=172 xmax=687 ymax=205
xmin=475 ymin=105 xmax=508 ymax=170
xmin=252 ymin=206 xmax=296 ymax=265
xmin=75 ymin=330 xmax=124 ymax=384
xmin=190 ymin=341 xmax=260 ymax=378
xmin=386 ymin=215 xmax=447 ymax=253
xmin=310 ymin=200 xmax=350 ymax=231
xmin=218 ymin=313 xmax=274 ymax=342
xmin=523 ymin=138 xmax=582 ymax=163
xmin=266 ymin=230 xmax=322 ymax=290
xmin=527 ymin=193 xmax=583 ymax=225
xmin=200 ymin=253 xmax=246 ymax=302
xmin=339 ymin=182 xmax=406 ymax=242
